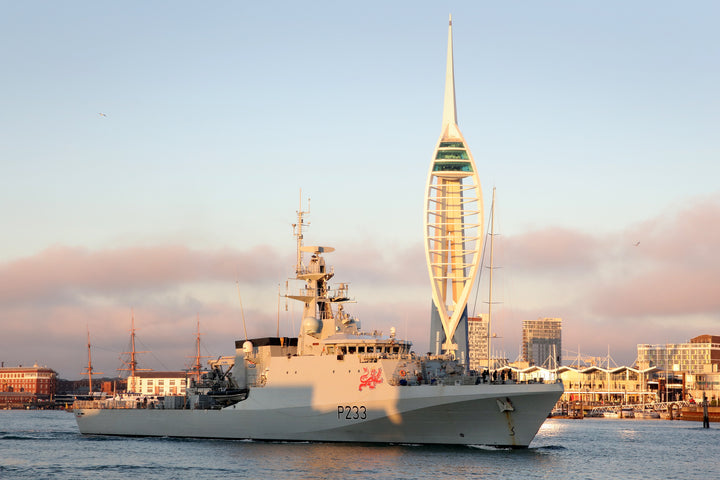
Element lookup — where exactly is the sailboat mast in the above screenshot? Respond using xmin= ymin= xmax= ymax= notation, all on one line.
xmin=487 ymin=187 xmax=496 ymax=371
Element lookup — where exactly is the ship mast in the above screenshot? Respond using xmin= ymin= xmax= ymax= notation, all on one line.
xmin=118 ymin=312 xmax=150 ymax=385
xmin=81 ymin=327 xmax=103 ymax=395
xmin=286 ymin=198 xmax=344 ymax=354
xmin=292 ymin=192 xmax=310 ymax=275
xmin=188 ymin=315 xmax=211 ymax=382
xmin=127 ymin=313 xmax=140 ymax=377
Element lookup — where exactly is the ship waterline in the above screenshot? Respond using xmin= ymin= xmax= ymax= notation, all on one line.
xmin=76 ymin=373 xmax=562 ymax=446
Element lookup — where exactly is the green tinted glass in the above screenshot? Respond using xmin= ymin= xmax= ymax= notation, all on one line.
xmin=436 ymin=149 xmax=469 ymax=160
xmin=433 ymin=161 xmax=473 ymax=172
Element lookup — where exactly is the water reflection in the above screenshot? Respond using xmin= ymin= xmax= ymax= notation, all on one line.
xmin=4 ymin=413 xmax=720 ymax=480
xmin=619 ymin=428 xmax=639 ymax=441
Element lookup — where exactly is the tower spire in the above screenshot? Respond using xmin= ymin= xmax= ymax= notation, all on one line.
xmin=425 ymin=16 xmax=483 ymax=364
xmin=441 ymin=14 xmax=457 ymax=129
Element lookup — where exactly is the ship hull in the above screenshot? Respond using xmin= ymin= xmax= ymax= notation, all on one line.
xmin=75 ymin=382 xmax=562 ymax=447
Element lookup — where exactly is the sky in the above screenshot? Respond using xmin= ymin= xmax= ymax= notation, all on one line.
xmin=1 ymin=1 xmax=719 ymax=379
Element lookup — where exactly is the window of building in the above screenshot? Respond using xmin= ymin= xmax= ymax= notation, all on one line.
xmin=433 ymin=161 xmax=473 ymax=172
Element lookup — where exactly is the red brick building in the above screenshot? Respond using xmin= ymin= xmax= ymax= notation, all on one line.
xmin=0 ymin=364 xmax=57 ymax=407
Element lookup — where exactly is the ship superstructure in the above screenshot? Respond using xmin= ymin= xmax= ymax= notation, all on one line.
xmin=425 ymin=16 xmax=483 ymax=362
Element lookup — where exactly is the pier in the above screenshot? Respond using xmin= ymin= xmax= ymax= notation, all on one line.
xmin=551 ymin=400 xmax=720 ymax=422
xmin=588 ymin=401 xmax=691 ymax=418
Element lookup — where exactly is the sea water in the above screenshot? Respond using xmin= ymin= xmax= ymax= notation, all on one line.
xmin=1 ymin=410 xmax=718 ymax=479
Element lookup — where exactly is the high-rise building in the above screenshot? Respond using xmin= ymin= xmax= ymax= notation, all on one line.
xmin=637 ymin=335 xmax=720 ymax=374
xmin=468 ymin=315 xmax=488 ymax=371
xmin=425 ymin=16 xmax=483 ymax=365
xmin=522 ymin=318 xmax=562 ymax=367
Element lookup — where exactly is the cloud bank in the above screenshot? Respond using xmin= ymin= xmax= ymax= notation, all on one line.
xmin=1 ymin=195 xmax=718 ymax=377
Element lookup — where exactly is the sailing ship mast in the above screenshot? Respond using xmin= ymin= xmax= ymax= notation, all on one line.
xmin=188 ymin=315 xmax=211 ymax=382
xmin=81 ymin=327 xmax=103 ymax=395
xmin=118 ymin=312 xmax=151 ymax=392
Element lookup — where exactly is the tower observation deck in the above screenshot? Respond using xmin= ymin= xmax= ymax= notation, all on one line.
xmin=424 ymin=16 xmax=483 ymax=364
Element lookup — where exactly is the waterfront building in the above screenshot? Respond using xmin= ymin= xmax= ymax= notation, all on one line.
xmin=557 ymin=365 xmax=658 ymax=404
xmin=0 ymin=364 xmax=57 ymax=408
xmin=637 ymin=335 xmax=720 ymax=374
xmin=688 ymin=372 xmax=720 ymax=402
xmin=425 ymin=17 xmax=483 ymax=365
xmin=522 ymin=318 xmax=562 ymax=367
xmin=503 ymin=363 xmax=668 ymax=405
xmin=637 ymin=334 xmax=720 ymax=402
xmin=0 ymin=364 xmax=57 ymax=395
xmin=127 ymin=372 xmax=188 ymax=396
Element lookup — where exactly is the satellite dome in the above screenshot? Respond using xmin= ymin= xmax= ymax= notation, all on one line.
xmin=302 ymin=316 xmax=322 ymax=335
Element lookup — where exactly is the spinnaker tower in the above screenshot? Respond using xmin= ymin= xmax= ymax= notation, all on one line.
xmin=424 ymin=16 xmax=483 ymax=364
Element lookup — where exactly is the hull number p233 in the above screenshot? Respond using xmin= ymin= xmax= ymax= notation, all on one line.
xmin=337 ymin=405 xmax=367 ymax=420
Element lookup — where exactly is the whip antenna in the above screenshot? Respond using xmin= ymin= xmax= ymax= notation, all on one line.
xmin=236 ymin=280 xmax=248 ymax=341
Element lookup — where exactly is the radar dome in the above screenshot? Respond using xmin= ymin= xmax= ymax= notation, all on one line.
xmin=302 ymin=316 xmax=322 ymax=335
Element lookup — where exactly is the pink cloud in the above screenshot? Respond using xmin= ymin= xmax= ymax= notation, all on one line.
xmin=591 ymin=196 xmax=720 ymax=317
xmin=501 ymin=227 xmax=601 ymax=272
xmin=0 ymin=244 xmax=289 ymax=304
xmin=331 ymin=240 xmax=428 ymax=286
xmin=0 ymin=299 xmax=278 ymax=379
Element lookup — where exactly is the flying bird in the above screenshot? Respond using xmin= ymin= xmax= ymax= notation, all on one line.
xmin=633 ymin=241 xmax=640 ymax=247
xmin=98 ymin=112 xmax=107 ymax=118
